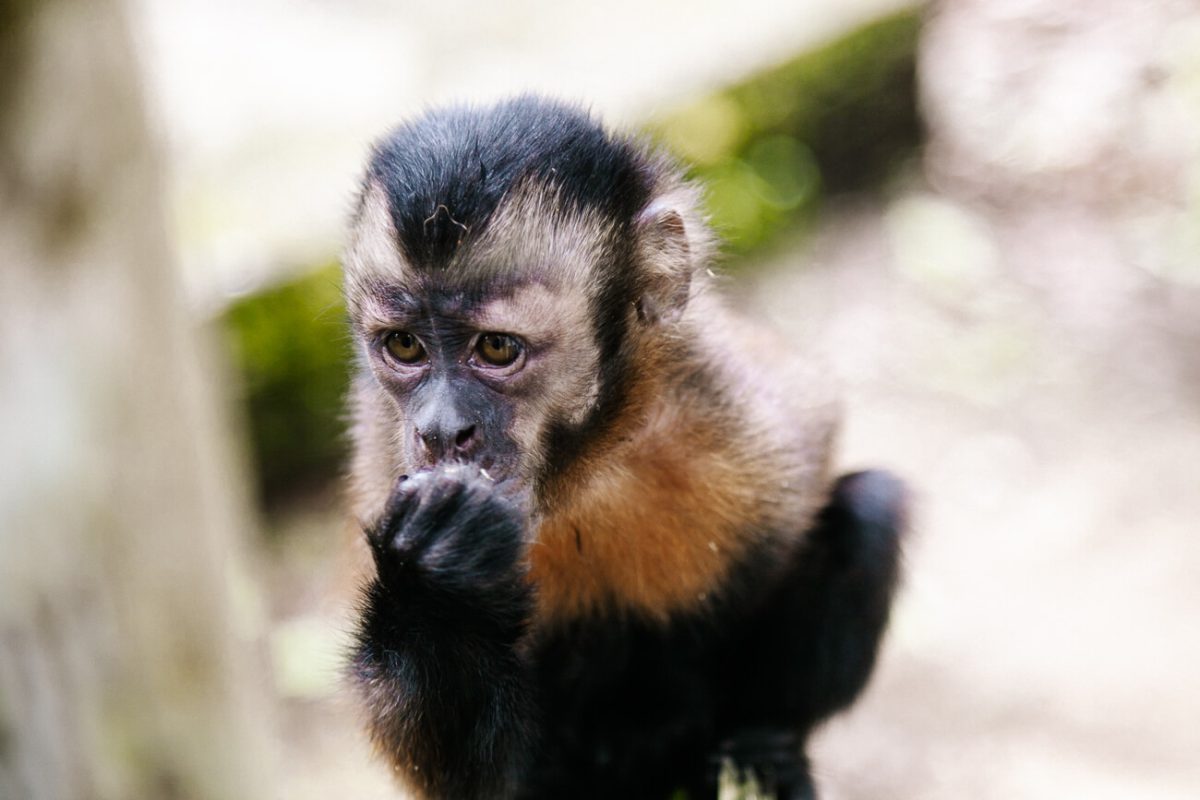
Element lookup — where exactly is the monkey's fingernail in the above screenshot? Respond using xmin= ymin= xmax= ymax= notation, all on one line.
xmin=480 ymin=468 xmax=494 ymax=482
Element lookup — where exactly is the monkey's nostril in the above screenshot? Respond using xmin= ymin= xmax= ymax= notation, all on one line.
xmin=455 ymin=425 xmax=477 ymax=450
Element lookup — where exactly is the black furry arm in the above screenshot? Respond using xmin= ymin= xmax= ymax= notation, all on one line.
xmin=724 ymin=470 xmax=907 ymax=736
xmin=350 ymin=467 xmax=539 ymax=800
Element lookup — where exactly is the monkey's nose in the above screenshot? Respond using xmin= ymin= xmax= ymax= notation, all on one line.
xmin=417 ymin=423 xmax=478 ymax=461
xmin=453 ymin=425 xmax=477 ymax=450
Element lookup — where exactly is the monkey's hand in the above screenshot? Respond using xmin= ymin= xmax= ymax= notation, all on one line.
xmin=365 ymin=464 xmax=532 ymax=640
xmin=353 ymin=466 xmax=538 ymax=799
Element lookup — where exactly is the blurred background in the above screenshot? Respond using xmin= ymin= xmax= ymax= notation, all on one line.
xmin=2 ymin=0 xmax=1199 ymax=798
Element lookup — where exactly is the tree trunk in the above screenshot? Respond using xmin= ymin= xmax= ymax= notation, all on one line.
xmin=0 ymin=1 xmax=276 ymax=798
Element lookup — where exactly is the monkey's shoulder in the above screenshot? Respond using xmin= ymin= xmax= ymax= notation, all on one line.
xmin=528 ymin=352 xmax=835 ymax=625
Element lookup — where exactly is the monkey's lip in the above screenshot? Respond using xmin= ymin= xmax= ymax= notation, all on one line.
xmin=408 ymin=456 xmax=516 ymax=484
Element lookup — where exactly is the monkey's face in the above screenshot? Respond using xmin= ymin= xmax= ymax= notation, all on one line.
xmin=345 ymin=180 xmax=620 ymax=492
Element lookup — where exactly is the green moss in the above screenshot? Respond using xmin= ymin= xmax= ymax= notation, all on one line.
xmin=0 ymin=0 xmax=36 ymax=120
xmin=650 ymin=9 xmax=922 ymax=255
xmin=221 ymin=263 xmax=349 ymax=509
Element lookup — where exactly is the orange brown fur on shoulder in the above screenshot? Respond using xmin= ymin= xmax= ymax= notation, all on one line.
xmin=529 ymin=292 xmax=839 ymax=624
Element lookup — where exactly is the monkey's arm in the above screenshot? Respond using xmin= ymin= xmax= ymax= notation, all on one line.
xmin=717 ymin=470 xmax=907 ymax=796
xmin=777 ymin=469 xmax=906 ymax=720
xmin=350 ymin=467 xmax=539 ymax=800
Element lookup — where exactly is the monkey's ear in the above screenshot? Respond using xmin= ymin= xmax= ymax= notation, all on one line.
xmin=634 ymin=201 xmax=692 ymax=325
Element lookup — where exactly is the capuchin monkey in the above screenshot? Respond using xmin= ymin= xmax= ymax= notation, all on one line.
xmin=344 ymin=96 xmax=906 ymax=800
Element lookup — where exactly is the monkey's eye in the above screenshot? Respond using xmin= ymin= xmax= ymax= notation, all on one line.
xmin=384 ymin=331 xmax=427 ymax=364
xmin=474 ymin=333 xmax=523 ymax=368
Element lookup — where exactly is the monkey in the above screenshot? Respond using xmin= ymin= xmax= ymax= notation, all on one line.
xmin=343 ymin=95 xmax=906 ymax=800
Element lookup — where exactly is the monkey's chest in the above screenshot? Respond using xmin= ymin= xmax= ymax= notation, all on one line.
xmin=529 ymin=496 xmax=758 ymax=624
xmin=522 ymin=617 xmax=720 ymax=799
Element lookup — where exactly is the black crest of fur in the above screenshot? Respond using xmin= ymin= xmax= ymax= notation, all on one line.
xmin=366 ymin=95 xmax=656 ymax=271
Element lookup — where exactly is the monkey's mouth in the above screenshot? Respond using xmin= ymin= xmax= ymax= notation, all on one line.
xmin=473 ymin=454 xmax=509 ymax=483
xmin=408 ymin=452 xmax=522 ymax=486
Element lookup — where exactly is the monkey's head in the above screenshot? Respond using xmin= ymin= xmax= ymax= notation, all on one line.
xmin=344 ymin=97 xmax=711 ymax=510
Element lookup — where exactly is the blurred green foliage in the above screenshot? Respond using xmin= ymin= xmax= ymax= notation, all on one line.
xmin=222 ymin=10 xmax=921 ymax=509
xmin=221 ymin=263 xmax=349 ymax=509
xmin=649 ymin=9 xmax=921 ymax=253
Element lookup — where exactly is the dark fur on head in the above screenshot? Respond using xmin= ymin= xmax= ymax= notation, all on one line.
xmin=365 ymin=96 xmax=658 ymax=271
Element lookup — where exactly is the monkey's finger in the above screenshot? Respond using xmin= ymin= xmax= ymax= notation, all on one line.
xmin=364 ymin=474 xmax=417 ymax=548
xmin=392 ymin=471 xmax=470 ymax=553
